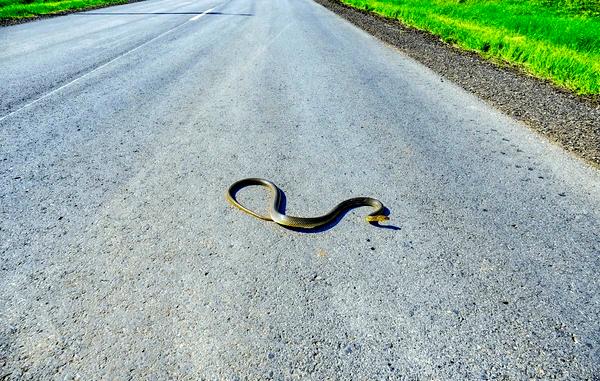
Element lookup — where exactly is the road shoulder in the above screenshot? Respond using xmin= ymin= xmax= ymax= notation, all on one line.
xmin=314 ymin=0 xmax=600 ymax=168
xmin=0 ymin=0 xmax=144 ymax=27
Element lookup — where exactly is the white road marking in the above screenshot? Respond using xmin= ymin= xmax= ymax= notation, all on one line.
xmin=0 ymin=5 xmax=219 ymax=123
xmin=190 ymin=6 xmax=215 ymax=21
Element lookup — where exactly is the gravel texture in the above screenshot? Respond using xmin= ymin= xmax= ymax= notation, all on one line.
xmin=314 ymin=0 xmax=600 ymax=167
xmin=1 ymin=0 xmax=600 ymax=378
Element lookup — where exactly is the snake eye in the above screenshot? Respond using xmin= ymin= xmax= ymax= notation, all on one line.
xmin=366 ymin=215 xmax=389 ymax=222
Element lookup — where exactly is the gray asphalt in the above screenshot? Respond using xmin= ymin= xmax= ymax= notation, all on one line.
xmin=1 ymin=0 xmax=599 ymax=378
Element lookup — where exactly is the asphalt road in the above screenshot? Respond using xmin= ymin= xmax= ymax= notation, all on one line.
xmin=1 ymin=0 xmax=599 ymax=378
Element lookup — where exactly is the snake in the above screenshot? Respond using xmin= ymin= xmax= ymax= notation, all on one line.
xmin=226 ymin=178 xmax=389 ymax=229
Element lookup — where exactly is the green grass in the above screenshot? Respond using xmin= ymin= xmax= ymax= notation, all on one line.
xmin=338 ymin=0 xmax=600 ymax=95
xmin=0 ymin=0 xmax=134 ymax=21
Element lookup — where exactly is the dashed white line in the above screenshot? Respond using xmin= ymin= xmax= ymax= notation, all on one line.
xmin=190 ymin=6 xmax=215 ymax=21
xmin=0 ymin=5 xmax=218 ymax=123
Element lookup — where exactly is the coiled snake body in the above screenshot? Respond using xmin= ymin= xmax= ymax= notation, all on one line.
xmin=226 ymin=178 xmax=389 ymax=229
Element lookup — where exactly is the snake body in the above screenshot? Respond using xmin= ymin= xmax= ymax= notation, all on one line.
xmin=226 ymin=178 xmax=389 ymax=229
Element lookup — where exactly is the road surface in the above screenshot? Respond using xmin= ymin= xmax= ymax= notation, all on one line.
xmin=1 ymin=0 xmax=599 ymax=378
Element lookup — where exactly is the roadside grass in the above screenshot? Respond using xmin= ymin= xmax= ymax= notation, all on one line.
xmin=338 ymin=0 xmax=600 ymax=95
xmin=0 ymin=0 xmax=134 ymax=21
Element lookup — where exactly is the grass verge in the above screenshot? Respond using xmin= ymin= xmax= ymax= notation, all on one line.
xmin=0 ymin=0 xmax=137 ymax=23
xmin=337 ymin=0 xmax=600 ymax=95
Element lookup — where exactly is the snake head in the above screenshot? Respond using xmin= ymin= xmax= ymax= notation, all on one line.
xmin=365 ymin=215 xmax=390 ymax=223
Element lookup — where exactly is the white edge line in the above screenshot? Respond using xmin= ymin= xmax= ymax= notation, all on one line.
xmin=0 ymin=5 xmax=218 ymax=123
